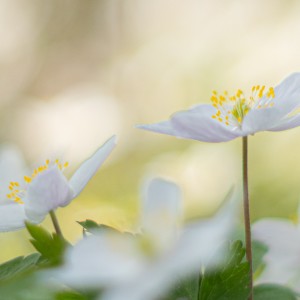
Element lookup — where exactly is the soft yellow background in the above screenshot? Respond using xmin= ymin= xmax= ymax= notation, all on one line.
xmin=1 ymin=0 xmax=300 ymax=262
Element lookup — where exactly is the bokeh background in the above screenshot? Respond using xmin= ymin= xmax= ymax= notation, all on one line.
xmin=1 ymin=0 xmax=300 ymax=262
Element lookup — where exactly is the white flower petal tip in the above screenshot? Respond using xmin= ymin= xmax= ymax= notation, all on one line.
xmin=136 ymin=122 xmax=175 ymax=136
xmin=69 ymin=135 xmax=117 ymax=198
xmin=137 ymin=73 xmax=300 ymax=142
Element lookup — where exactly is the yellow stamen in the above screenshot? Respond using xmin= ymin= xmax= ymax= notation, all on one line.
xmin=210 ymin=84 xmax=276 ymax=126
xmin=24 ymin=176 xmax=32 ymax=183
xmin=258 ymin=86 xmax=265 ymax=98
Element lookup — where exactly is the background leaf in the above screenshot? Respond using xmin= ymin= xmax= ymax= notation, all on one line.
xmin=0 ymin=253 xmax=40 ymax=282
xmin=253 ymin=284 xmax=297 ymax=300
xmin=198 ymin=240 xmax=250 ymax=300
xmin=77 ymin=219 xmax=120 ymax=234
xmin=165 ymin=274 xmax=200 ymax=300
xmin=252 ymin=240 xmax=268 ymax=279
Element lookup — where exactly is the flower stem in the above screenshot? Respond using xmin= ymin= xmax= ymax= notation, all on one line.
xmin=49 ymin=210 xmax=63 ymax=238
xmin=242 ymin=136 xmax=253 ymax=299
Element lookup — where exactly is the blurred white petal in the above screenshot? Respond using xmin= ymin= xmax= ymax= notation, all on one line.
xmin=141 ymin=178 xmax=182 ymax=252
xmin=54 ymin=179 xmax=236 ymax=300
xmin=253 ymin=218 xmax=300 ymax=292
xmin=57 ymin=233 xmax=145 ymax=288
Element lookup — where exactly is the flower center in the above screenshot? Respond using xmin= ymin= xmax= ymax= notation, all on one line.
xmin=6 ymin=159 xmax=69 ymax=204
xmin=211 ymin=85 xmax=275 ymax=126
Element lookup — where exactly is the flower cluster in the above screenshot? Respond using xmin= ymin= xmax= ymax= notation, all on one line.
xmin=0 ymin=72 xmax=300 ymax=300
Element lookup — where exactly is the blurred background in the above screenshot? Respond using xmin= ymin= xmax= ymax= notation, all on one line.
xmin=1 ymin=0 xmax=300 ymax=261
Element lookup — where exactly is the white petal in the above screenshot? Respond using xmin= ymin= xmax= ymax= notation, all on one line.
xmin=56 ymin=232 xmax=145 ymax=289
xmin=141 ymin=178 xmax=182 ymax=253
xmin=252 ymin=219 xmax=300 ymax=288
xmin=101 ymin=270 xmax=169 ymax=300
xmin=252 ymin=219 xmax=300 ymax=257
xmin=167 ymin=194 xmax=236 ymax=274
xmin=242 ymin=106 xmax=285 ymax=134
xmin=25 ymin=166 xmax=71 ymax=223
xmin=0 ymin=203 xmax=27 ymax=231
xmin=69 ymin=135 xmax=116 ymax=198
xmin=243 ymin=73 xmax=300 ymax=133
xmin=138 ymin=104 xmax=242 ymax=143
xmin=268 ymin=114 xmax=300 ymax=131
xmin=173 ymin=104 xmax=243 ymax=142
xmin=273 ymin=72 xmax=300 ymax=110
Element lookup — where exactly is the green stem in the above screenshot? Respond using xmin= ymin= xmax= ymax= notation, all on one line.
xmin=49 ymin=210 xmax=63 ymax=238
xmin=242 ymin=136 xmax=253 ymax=300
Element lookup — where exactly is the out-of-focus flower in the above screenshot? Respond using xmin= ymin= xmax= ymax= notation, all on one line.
xmin=138 ymin=73 xmax=300 ymax=142
xmin=54 ymin=178 xmax=236 ymax=300
xmin=0 ymin=136 xmax=117 ymax=231
xmin=252 ymin=213 xmax=300 ymax=292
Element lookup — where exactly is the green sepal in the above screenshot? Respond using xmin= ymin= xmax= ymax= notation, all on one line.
xmin=25 ymin=222 xmax=69 ymax=266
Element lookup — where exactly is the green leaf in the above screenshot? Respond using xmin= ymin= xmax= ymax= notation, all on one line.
xmin=26 ymin=222 xmax=69 ymax=266
xmin=0 ymin=253 xmax=40 ymax=282
xmin=253 ymin=284 xmax=297 ymax=300
xmin=0 ymin=273 xmax=54 ymax=300
xmin=77 ymin=220 xmax=100 ymax=231
xmin=198 ymin=240 xmax=250 ymax=300
xmin=55 ymin=290 xmax=89 ymax=300
xmin=252 ymin=240 xmax=268 ymax=278
xmin=77 ymin=219 xmax=119 ymax=233
xmin=165 ymin=274 xmax=200 ymax=300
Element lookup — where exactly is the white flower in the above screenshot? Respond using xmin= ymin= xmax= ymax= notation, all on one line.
xmin=138 ymin=73 xmax=300 ymax=142
xmin=0 ymin=135 xmax=116 ymax=231
xmin=54 ymin=178 xmax=236 ymax=300
xmin=252 ymin=213 xmax=300 ymax=292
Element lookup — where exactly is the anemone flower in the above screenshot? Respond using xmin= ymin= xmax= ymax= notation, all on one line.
xmin=252 ymin=214 xmax=300 ymax=293
xmin=137 ymin=73 xmax=300 ymax=299
xmin=0 ymin=135 xmax=116 ymax=231
xmin=137 ymin=73 xmax=300 ymax=142
xmin=54 ymin=178 xmax=236 ymax=300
